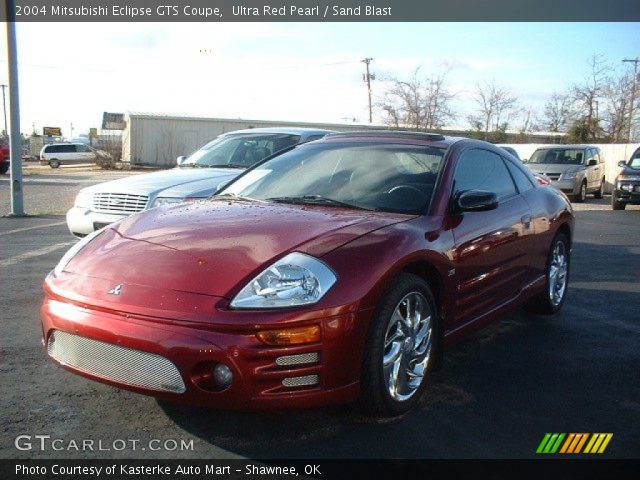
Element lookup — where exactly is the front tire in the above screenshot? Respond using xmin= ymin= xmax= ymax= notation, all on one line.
xmin=573 ymin=181 xmax=587 ymax=203
xmin=612 ymin=197 xmax=626 ymax=210
xmin=360 ymin=273 xmax=438 ymax=416
xmin=524 ymin=233 xmax=570 ymax=315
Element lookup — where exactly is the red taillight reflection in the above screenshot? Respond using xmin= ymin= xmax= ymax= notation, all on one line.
xmin=536 ymin=175 xmax=550 ymax=186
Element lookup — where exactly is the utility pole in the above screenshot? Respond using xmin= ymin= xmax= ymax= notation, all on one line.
xmin=0 ymin=84 xmax=7 ymax=138
xmin=361 ymin=58 xmax=375 ymax=123
xmin=6 ymin=0 xmax=25 ymax=216
xmin=623 ymin=57 xmax=639 ymax=142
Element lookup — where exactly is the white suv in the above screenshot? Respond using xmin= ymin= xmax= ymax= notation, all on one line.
xmin=40 ymin=143 xmax=99 ymax=168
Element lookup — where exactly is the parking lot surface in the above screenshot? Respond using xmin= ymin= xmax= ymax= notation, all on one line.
xmin=1 ymin=172 xmax=639 ymax=459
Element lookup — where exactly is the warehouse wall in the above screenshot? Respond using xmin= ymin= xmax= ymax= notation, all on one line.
xmin=501 ymin=143 xmax=640 ymax=193
xmin=121 ymin=114 xmax=378 ymax=166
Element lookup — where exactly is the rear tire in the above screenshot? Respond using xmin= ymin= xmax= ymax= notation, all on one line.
xmin=360 ymin=273 xmax=438 ymax=417
xmin=612 ymin=197 xmax=626 ymax=210
xmin=49 ymin=160 xmax=60 ymax=169
xmin=524 ymin=233 xmax=570 ymax=315
xmin=594 ymin=178 xmax=604 ymax=199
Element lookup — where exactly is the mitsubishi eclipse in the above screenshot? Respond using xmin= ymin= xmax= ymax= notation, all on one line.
xmin=42 ymin=131 xmax=574 ymax=416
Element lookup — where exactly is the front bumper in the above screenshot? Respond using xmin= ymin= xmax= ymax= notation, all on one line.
xmin=41 ymin=289 xmax=367 ymax=409
xmin=66 ymin=207 xmax=129 ymax=237
xmin=613 ymin=184 xmax=640 ymax=204
xmin=549 ymin=178 xmax=579 ymax=195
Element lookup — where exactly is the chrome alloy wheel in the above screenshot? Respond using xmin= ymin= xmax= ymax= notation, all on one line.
xmin=382 ymin=292 xmax=432 ymax=401
xmin=548 ymin=241 xmax=568 ymax=306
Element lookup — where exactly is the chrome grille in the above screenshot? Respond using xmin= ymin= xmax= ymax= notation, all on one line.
xmin=282 ymin=375 xmax=319 ymax=388
xmin=92 ymin=193 xmax=148 ymax=214
xmin=546 ymin=173 xmax=561 ymax=181
xmin=47 ymin=330 xmax=186 ymax=393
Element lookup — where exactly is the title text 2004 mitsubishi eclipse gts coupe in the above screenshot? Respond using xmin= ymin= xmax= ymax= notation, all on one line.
xmin=42 ymin=132 xmax=574 ymax=416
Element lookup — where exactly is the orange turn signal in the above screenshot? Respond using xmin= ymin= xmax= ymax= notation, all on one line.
xmin=256 ymin=325 xmax=321 ymax=346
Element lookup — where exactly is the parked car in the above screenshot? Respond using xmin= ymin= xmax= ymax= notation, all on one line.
xmin=40 ymin=142 xmax=101 ymax=168
xmin=66 ymin=128 xmax=333 ymax=237
xmin=525 ymin=145 xmax=605 ymax=202
xmin=497 ymin=145 xmax=551 ymax=186
xmin=612 ymin=147 xmax=640 ymax=210
xmin=0 ymin=144 xmax=9 ymax=174
xmin=43 ymin=131 xmax=574 ymax=416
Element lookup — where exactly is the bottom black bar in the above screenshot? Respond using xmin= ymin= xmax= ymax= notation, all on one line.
xmin=2 ymin=459 xmax=640 ymax=480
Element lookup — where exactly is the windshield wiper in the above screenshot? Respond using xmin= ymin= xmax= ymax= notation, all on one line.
xmin=215 ymin=192 xmax=259 ymax=202
xmin=266 ymin=195 xmax=371 ymax=211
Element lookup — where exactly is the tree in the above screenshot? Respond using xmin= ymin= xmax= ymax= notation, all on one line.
xmin=379 ymin=67 xmax=456 ymax=131
xmin=600 ymin=72 xmax=638 ymax=142
xmin=543 ymin=92 xmax=573 ymax=133
xmin=571 ymin=54 xmax=608 ymax=141
xmin=467 ymin=80 xmax=518 ymax=140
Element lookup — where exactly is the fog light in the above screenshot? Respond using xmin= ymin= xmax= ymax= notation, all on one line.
xmin=213 ymin=363 xmax=233 ymax=388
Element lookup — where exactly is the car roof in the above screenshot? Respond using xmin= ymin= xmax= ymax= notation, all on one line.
xmin=223 ymin=127 xmax=335 ymax=136
xmin=321 ymin=130 xmax=461 ymax=148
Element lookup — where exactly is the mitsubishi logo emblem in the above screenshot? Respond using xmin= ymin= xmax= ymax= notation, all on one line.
xmin=108 ymin=284 xmax=123 ymax=295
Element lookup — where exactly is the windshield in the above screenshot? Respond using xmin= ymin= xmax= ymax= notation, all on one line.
xmin=220 ymin=143 xmax=446 ymax=214
xmin=181 ymin=133 xmax=300 ymax=168
xmin=528 ymin=148 xmax=586 ymax=165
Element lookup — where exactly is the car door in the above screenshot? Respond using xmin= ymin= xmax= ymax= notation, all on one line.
xmin=448 ymin=148 xmax=534 ymax=327
xmin=585 ymin=148 xmax=600 ymax=189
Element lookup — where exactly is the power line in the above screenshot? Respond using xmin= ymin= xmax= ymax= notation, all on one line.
xmin=361 ymin=58 xmax=375 ymax=123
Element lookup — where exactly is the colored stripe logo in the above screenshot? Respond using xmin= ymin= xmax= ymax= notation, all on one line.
xmin=536 ymin=433 xmax=613 ymax=454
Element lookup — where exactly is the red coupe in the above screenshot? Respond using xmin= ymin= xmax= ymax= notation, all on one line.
xmin=42 ymin=132 xmax=573 ymax=416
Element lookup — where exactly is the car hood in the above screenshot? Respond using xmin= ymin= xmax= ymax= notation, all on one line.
xmin=618 ymin=167 xmax=640 ymax=178
xmin=82 ymin=167 xmax=244 ymax=198
xmin=65 ymin=199 xmax=414 ymax=297
xmin=526 ymin=164 xmax=583 ymax=174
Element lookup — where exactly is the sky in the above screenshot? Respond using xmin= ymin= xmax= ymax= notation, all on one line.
xmin=0 ymin=22 xmax=638 ymax=136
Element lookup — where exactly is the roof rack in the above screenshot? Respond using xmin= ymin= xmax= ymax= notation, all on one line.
xmin=327 ymin=130 xmax=446 ymax=141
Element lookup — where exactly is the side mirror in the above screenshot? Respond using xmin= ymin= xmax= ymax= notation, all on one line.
xmin=618 ymin=160 xmax=628 ymax=167
xmin=456 ymin=190 xmax=499 ymax=212
xmin=521 ymin=158 xmax=528 ymax=163
xmin=587 ymin=159 xmax=598 ymax=166
xmin=176 ymin=156 xmax=186 ymax=166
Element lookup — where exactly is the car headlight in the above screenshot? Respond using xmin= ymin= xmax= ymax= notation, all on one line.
xmin=53 ymin=228 xmax=104 ymax=277
xmin=152 ymin=197 xmax=185 ymax=207
xmin=74 ymin=190 xmax=93 ymax=208
xmin=562 ymin=170 xmax=580 ymax=180
xmin=230 ymin=252 xmax=337 ymax=309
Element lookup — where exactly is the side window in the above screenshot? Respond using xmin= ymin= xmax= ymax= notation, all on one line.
xmin=304 ymin=135 xmax=325 ymax=143
xmin=504 ymin=158 xmax=535 ymax=193
xmin=47 ymin=145 xmax=61 ymax=153
xmin=76 ymin=144 xmax=90 ymax=152
xmin=61 ymin=145 xmax=76 ymax=153
xmin=453 ymin=149 xmax=517 ymax=200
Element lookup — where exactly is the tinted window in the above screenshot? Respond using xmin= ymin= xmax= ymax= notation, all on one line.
xmin=529 ymin=148 xmax=585 ymax=165
xmin=454 ymin=149 xmax=517 ymax=200
xmin=76 ymin=144 xmax=91 ymax=152
xmin=504 ymin=158 xmax=535 ymax=193
xmin=45 ymin=145 xmax=62 ymax=153
xmin=183 ymin=134 xmax=301 ymax=168
xmin=223 ymin=143 xmax=446 ymax=214
xmin=61 ymin=144 xmax=76 ymax=153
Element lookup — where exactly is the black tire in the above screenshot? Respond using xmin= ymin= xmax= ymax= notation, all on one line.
xmin=49 ymin=160 xmax=60 ymax=169
xmin=573 ymin=181 xmax=587 ymax=203
xmin=611 ymin=197 xmax=626 ymax=210
xmin=360 ymin=272 xmax=439 ymax=417
xmin=524 ymin=233 xmax=570 ymax=315
xmin=594 ymin=178 xmax=604 ymax=199
xmin=0 ymin=163 xmax=8 ymax=175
